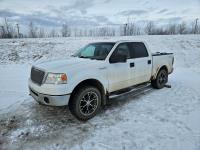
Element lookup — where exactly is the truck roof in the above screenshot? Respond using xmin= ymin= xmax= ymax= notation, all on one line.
xmin=115 ymin=40 xmax=145 ymax=43
xmin=90 ymin=40 xmax=146 ymax=45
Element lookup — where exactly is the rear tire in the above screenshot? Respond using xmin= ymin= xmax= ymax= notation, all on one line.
xmin=151 ymin=69 xmax=168 ymax=89
xmin=69 ymin=86 xmax=102 ymax=121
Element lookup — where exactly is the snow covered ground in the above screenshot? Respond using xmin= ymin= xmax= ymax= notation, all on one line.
xmin=0 ymin=35 xmax=200 ymax=150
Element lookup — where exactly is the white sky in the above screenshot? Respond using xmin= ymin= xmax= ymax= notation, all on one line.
xmin=0 ymin=0 xmax=199 ymax=28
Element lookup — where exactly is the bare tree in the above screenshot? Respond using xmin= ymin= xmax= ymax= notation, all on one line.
xmin=79 ymin=29 xmax=83 ymax=37
xmin=74 ymin=28 xmax=79 ymax=37
xmin=4 ymin=18 xmax=9 ymax=35
xmin=120 ymin=19 xmax=141 ymax=36
xmin=14 ymin=23 xmax=23 ymax=38
xmin=0 ymin=25 xmax=6 ymax=38
xmin=191 ymin=18 xmax=199 ymax=34
xmin=194 ymin=18 xmax=199 ymax=34
xmin=28 ymin=21 xmax=38 ymax=38
xmin=129 ymin=23 xmax=140 ymax=35
xmin=178 ymin=22 xmax=186 ymax=34
xmin=119 ymin=25 xmax=125 ymax=36
xmin=3 ymin=18 xmax=14 ymax=38
xmin=98 ymin=27 xmax=106 ymax=36
xmin=61 ymin=24 xmax=71 ymax=37
xmin=111 ymin=28 xmax=116 ymax=36
xmin=38 ymin=27 xmax=45 ymax=38
xmin=167 ymin=24 xmax=177 ymax=35
xmin=123 ymin=23 xmax=128 ymax=36
xmin=154 ymin=26 xmax=167 ymax=35
xmin=1 ymin=17 xmax=200 ymax=38
xmin=119 ymin=23 xmax=129 ymax=36
xmin=198 ymin=25 xmax=200 ymax=34
xmin=83 ymin=29 xmax=88 ymax=37
xmin=49 ymin=29 xmax=58 ymax=37
xmin=145 ymin=21 xmax=155 ymax=35
xmin=94 ymin=27 xmax=115 ymax=37
xmin=88 ymin=28 xmax=96 ymax=37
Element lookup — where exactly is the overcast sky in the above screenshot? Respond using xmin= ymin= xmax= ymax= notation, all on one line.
xmin=0 ymin=0 xmax=199 ymax=28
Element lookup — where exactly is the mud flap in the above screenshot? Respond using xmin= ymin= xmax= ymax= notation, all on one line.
xmin=164 ymin=84 xmax=171 ymax=88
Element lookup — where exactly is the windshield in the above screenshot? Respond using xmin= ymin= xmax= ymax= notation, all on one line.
xmin=73 ymin=42 xmax=115 ymax=60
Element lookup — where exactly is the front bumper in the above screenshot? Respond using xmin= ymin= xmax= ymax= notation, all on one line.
xmin=29 ymin=87 xmax=70 ymax=106
xmin=28 ymin=78 xmax=71 ymax=106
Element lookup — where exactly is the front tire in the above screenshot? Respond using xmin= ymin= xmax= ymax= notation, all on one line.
xmin=151 ymin=69 xmax=168 ymax=89
xmin=69 ymin=86 xmax=102 ymax=121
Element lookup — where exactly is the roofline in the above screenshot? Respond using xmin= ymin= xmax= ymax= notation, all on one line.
xmin=89 ymin=41 xmax=116 ymax=44
xmin=89 ymin=40 xmax=146 ymax=44
xmin=115 ymin=40 xmax=146 ymax=43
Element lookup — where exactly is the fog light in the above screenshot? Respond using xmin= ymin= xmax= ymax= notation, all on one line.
xmin=44 ymin=97 xmax=49 ymax=104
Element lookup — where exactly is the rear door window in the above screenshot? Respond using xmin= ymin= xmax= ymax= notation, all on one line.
xmin=129 ymin=42 xmax=149 ymax=58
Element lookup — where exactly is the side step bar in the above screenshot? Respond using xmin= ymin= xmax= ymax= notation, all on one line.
xmin=109 ymin=83 xmax=151 ymax=99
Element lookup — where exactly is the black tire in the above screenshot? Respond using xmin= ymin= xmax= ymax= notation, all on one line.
xmin=151 ymin=69 xmax=168 ymax=89
xmin=69 ymin=86 xmax=102 ymax=121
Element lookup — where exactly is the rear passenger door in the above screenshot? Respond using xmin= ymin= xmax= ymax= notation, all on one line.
xmin=129 ymin=42 xmax=152 ymax=85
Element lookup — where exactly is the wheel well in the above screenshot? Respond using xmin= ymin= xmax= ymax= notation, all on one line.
xmin=160 ymin=65 xmax=168 ymax=73
xmin=152 ymin=65 xmax=168 ymax=80
xmin=69 ymin=79 xmax=106 ymax=106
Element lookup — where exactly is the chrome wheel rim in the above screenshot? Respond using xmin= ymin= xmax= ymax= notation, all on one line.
xmin=158 ymin=71 xmax=167 ymax=85
xmin=79 ymin=91 xmax=98 ymax=116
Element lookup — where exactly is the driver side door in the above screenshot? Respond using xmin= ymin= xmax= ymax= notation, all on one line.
xmin=107 ymin=43 xmax=132 ymax=92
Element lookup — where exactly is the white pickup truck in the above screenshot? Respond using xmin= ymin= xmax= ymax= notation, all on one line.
xmin=29 ymin=40 xmax=174 ymax=120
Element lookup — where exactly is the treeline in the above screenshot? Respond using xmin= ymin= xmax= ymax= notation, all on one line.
xmin=0 ymin=18 xmax=199 ymax=39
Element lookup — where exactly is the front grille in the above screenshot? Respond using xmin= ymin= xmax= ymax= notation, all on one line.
xmin=31 ymin=67 xmax=45 ymax=85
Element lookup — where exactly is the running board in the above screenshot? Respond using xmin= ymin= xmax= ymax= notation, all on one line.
xmin=109 ymin=83 xmax=150 ymax=99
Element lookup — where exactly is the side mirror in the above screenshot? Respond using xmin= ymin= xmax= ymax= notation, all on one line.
xmin=109 ymin=53 xmax=127 ymax=63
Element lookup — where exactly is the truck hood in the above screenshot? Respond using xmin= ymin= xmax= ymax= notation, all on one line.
xmin=34 ymin=57 xmax=103 ymax=73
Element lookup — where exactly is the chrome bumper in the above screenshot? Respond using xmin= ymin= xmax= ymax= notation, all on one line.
xmin=29 ymin=87 xmax=70 ymax=106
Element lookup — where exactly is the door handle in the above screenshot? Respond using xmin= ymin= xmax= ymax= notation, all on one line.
xmin=130 ymin=62 xmax=135 ymax=68
xmin=148 ymin=60 xmax=151 ymax=64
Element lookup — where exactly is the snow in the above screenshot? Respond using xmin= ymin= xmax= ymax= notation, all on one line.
xmin=74 ymin=67 xmax=200 ymax=150
xmin=0 ymin=64 xmax=30 ymax=112
xmin=0 ymin=35 xmax=200 ymax=150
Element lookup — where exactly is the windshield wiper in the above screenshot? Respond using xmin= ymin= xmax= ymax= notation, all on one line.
xmin=78 ymin=56 xmax=104 ymax=60
xmin=90 ymin=58 xmax=104 ymax=60
xmin=79 ymin=56 xmax=91 ymax=59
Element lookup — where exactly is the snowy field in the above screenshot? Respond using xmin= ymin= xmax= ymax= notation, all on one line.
xmin=0 ymin=35 xmax=200 ymax=150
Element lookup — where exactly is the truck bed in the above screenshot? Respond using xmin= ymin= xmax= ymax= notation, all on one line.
xmin=152 ymin=52 xmax=173 ymax=56
xmin=152 ymin=52 xmax=174 ymax=78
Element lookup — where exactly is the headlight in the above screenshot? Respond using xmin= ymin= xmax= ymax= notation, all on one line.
xmin=45 ymin=73 xmax=67 ymax=84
